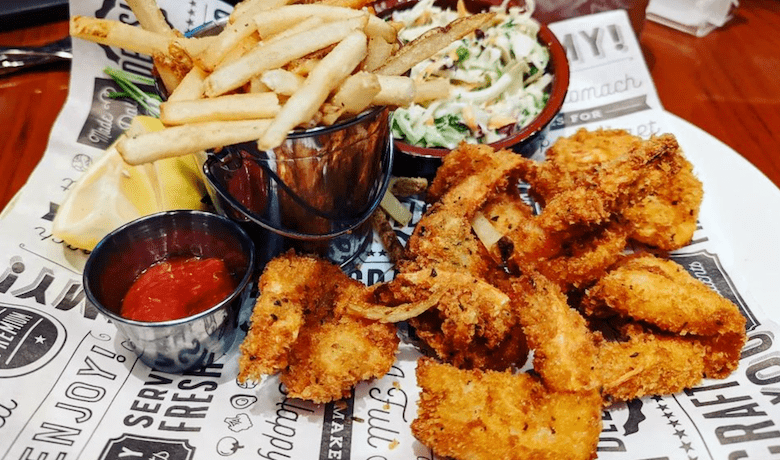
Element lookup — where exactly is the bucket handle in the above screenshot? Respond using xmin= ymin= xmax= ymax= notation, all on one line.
xmin=203 ymin=140 xmax=394 ymax=241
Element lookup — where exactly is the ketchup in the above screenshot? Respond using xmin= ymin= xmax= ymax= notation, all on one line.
xmin=120 ymin=256 xmax=238 ymax=322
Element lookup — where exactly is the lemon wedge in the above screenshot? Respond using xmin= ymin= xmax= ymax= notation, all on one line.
xmin=52 ymin=116 xmax=207 ymax=250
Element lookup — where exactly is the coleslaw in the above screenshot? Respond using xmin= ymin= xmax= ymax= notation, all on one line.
xmin=390 ymin=0 xmax=551 ymax=148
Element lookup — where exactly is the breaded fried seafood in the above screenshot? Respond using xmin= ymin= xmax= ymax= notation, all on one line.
xmin=396 ymin=131 xmax=745 ymax=460
xmin=238 ymin=252 xmax=399 ymax=403
xmin=584 ymin=253 xmax=747 ymax=380
xmin=525 ymin=128 xmax=703 ymax=250
xmin=412 ymin=357 xmax=602 ymax=460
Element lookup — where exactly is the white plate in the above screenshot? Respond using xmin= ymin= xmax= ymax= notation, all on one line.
xmin=664 ymin=111 xmax=780 ymax=319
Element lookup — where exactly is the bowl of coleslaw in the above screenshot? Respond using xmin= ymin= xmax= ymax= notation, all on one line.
xmin=378 ymin=0 xmax=569 ymax=177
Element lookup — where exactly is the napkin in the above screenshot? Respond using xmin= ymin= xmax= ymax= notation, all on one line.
xmin=646 ymin=0 xmax=739 ymax=36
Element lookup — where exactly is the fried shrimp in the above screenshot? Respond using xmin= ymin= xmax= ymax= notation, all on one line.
xmin=238 ymin=252 xmax=399 ymax=403
xmin=526 ymin=128 xmax=703 ymax=250
xmin=386 ymin=269 xmax=529 ymax=370
xmin=513 ymin=273 xmax=601 ymax=392
xmin=238 ymin=128 xmax=747 ymax=460
xmin=412 ymin=358 xmax=602 ymax=460
xmin=536 ymin=133 xmax=682 ymax=233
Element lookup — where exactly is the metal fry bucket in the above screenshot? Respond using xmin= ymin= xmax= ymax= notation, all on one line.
xmin=203 ymin=105 xmax=393 ymax=267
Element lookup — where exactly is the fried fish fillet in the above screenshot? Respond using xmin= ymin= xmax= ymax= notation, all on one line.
xmin=584 ymin=253 xmax=746 ymax=379
xmin=238 ymin=252 xmax=399 ymax=402
xmin=528 ymin=129 xmax=703 ymax=250
xmin=596 ymin=323 xmax=708 ymax=404
xmin=384 ymin=269 xmax=529 ymax=370
xmin=536 ymin=133 xmax=683 ymax=233
xmin=513 ymin=273 xmax=601 ymax=392
xmin=412 ymin=357 xmax=602 ymax=460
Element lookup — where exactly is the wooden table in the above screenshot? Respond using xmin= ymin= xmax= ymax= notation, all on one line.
xmin=641 ymin=0 xmax=780 ymax=189
xmin=0 ymin=16 xmax=69 ymax=212
xmin=1 ymin=0 xmax=779 ymax=213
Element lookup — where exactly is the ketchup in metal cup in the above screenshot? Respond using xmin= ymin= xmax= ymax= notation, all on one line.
xmin=120 ymin=256 xmax=238 ymax=322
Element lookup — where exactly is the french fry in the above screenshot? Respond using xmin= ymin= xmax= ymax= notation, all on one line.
xmin=373 ymin=75 xmax=416 ymax=107
xmin=321 ymin=71 xmax=380 ymax=124
xmin=248 ymin=76 xmax=272 ymax=93
xmin=154 ymin=58 xmax=184 ymax=94
xmin=212 ymin=33 xmax=261 ymax=68
xmin=362 ymin=34 xmax=394 ymax=72
xmin=70 ymin=16 xmax=173 ymax=56
xmin=166 ymin=66 xmax=208 ymax=102
xmin=230 ymin=0 xmax=292 ymax=25
xmin=160 ymin=92 xmax=280 ymax=125
xmin=329 ymin=71 xmax=380 ymax=115
xmin=374 ymin=12 xmax=495 ymax=76
xmin=365 ymin=14 xmax=398 ymax=43
xmin=318 ymin=102 xmax=343 ymax=126
xmin=126 ymin=0 xmax=176 ymax=36
xmin=261 ymin=15 xmax=324 ymax=47
xmin=317 ymin=0 xmax=375 ymax=9
xmin=369 ymin=209 xmax=407 ymax=264
xmin=285 ymin=57 xmax=321 ymax=77
xmin=254 ymin=4 xmax=366 ymax=38
xmin=204 ymin=16 xmax=367 ymax=97
xmin=180 ymin=35 xmax=218 ymax=59
xmin=117 ymin=119 xmax=272 ymax=165
xmin=389 ymin=176 xmax=428 ymax=197
xmin=414 ymin=78 xmax=451 ymax=103
xmin=261 ymin=69 xmax=305 ymax=96
xmin=258 ymin=30 xmax=368 ymax=150
xmin=197 ymin=17 xmax=259 ymax=71
xmin=71 ymin=0 xmax=491 ymax=165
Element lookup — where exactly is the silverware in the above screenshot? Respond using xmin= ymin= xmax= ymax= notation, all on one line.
xmin=0 ymin=36 xmax=72 ymax=76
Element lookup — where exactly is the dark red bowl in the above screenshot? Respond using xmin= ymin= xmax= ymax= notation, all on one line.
xmin=376 ymin=0 xmax=570 ymax=177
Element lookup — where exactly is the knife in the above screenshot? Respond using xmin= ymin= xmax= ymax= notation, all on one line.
xmin=0 ymin=36 xmax=72 ymax=76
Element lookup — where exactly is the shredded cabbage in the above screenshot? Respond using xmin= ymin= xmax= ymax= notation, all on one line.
xmin=390 ymin=0 xmax=550 ymax=149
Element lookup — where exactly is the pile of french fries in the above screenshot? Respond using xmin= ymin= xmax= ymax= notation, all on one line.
xmin=70 ymin=0 xmax=494 ymax=165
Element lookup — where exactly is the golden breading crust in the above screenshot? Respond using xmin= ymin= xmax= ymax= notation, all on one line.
xmin=282 ymin=309 xmax=399 ymax=402
xmin=596 ymin=323 xmax=708 ymax=404
xmin=513 ymin=273 xmax=601 ymax=392
xmin=238 ymin=253 xmax=332 ymax=381
xmin=584 ymin=254 xmax=746 ymax=337
xmin=238 ymin=252 xmax=399 ymax=403
xmin=584 ymin=253 xmax=746 ymax=380
xmin=526 ymin=128 xmax=703 ymax=250
xmin=412 ymin=358 xmax=602 ymax=460
xmin=537 ymin=133 xmax=683 ymax=233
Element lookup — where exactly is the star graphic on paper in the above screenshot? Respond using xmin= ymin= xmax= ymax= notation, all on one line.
xmin=658 ymin=403 xmax=668 ymax=411
xmin=662 ymin=411 xmax=674 ymax=419
xmin=35 ymin=335 xmax=46 ymax=344
xmin=674 ymin=428 xmax=687 ymax=439
xmin=681 ymin=441 xmax=693 ymax=452
xmin=668 ymin=419 xmax=680 ymax=428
